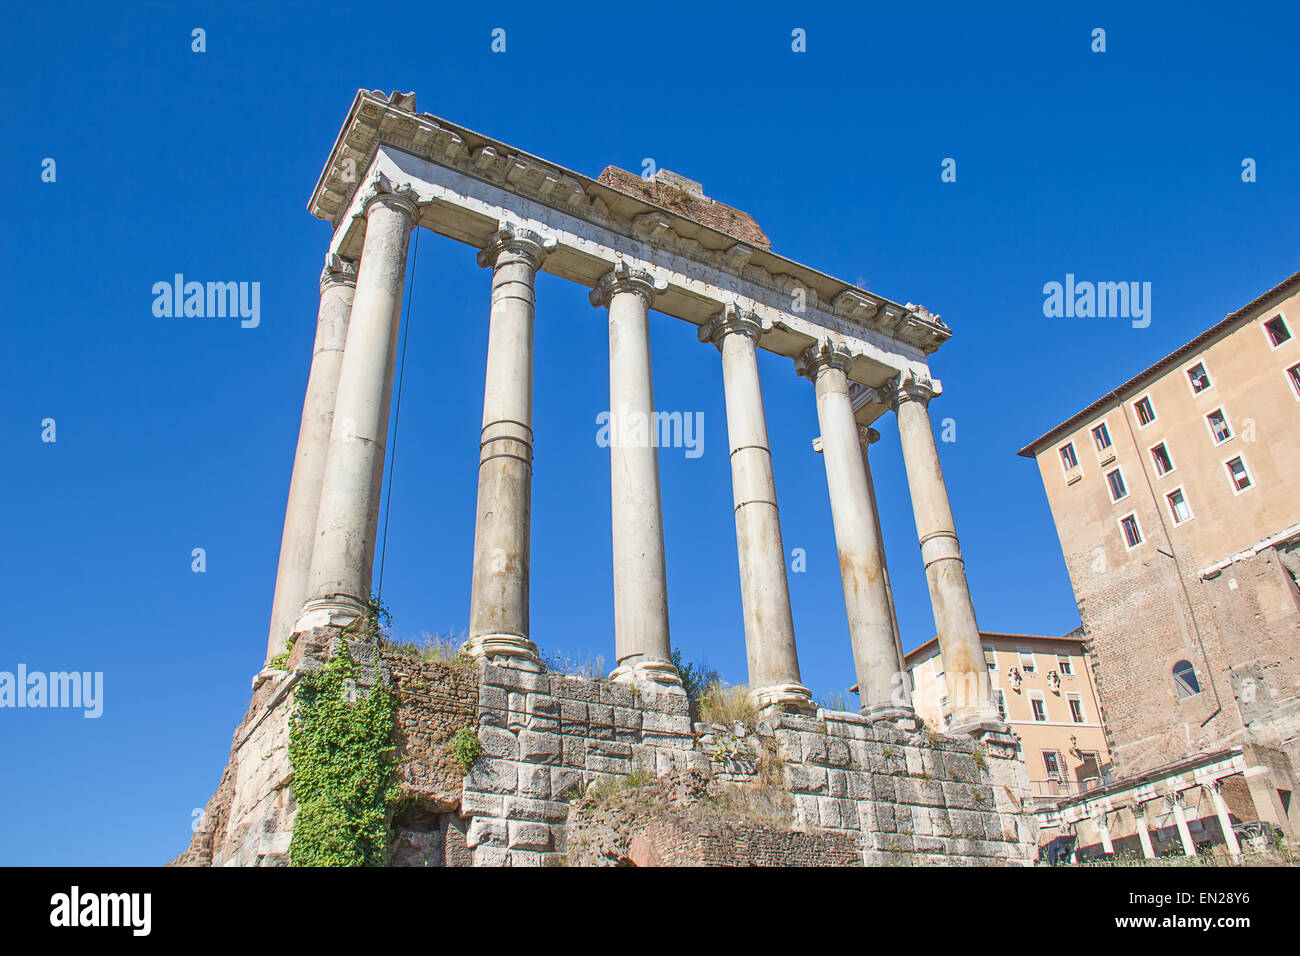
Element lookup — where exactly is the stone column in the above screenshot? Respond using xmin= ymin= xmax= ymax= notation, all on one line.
xmin=701 ymin=305 xmax=812 ymax=714
xmin=296 ymin=181 xmax=419 ymax=631
xmin=1169 ymin=794 xmax=1198 ymax=857
xmin=265 ymin=254 xmax=358 ymax=661
xmin=1207 ymin=781 xmax=1241 ymax=857
xmin=1133 ymin=803 xmax=1156 ymax=859
xmin=891 ymin=369 xmax=1000 ymax=734
xmin=589 ymin=261 xmax=681 ymax=689
xmin=858 ymin=426 xmax=907 ymax=687
xmin=464 ymin=223 xmax=556 ymax=665
xmin=798 ymin=340 xmax=910 ymax=721
xmin=1095 ymin=811 xmax=1115 ymax=855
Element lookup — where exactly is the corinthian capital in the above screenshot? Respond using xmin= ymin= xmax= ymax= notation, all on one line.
xmin=588 ymin=259 xmax=668 ymax=308
xmin=319 ymin=253 xmax=359 ymax=292
xmin=697 ymin=301 xmax=770 ymax=350
xmin=889 ymin=368 xmax=943 ymax=408
xmin=795 ymin=337 xmax=854 ymax=381
xmin=476 ymin=220 xmax=558 ymax=269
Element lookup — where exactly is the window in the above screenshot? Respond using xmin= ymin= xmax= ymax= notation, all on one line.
xmin=983 ymin=643 xmax=996 ymax=671
xmin=1226 ymin=456 xmax=1252 ymax=493
xmin=1057 ymin=655 xmax=1074 ymax=676
xmin=995 ymin=690 xmax=1007 ymax=722
xmin=1187 ymin=362 xmax=1212 ymax=393
xmin=1092 ymin=422 xmax=1112 ymax=452
xmin=1166 ymin=488 xmax=1193 ymax=525
xmin=1288 ymin=363 xmax=1300 ymax=400
xmin=1018 ymin=648 xmax=1036 ymax=672
xmin=1134 ymin=396 xmax=1156 ymax=426
xmin=1068 ymin=695 xmax=1085 ymax=723
xmin=1173 ymin=660 xmax=1201 ymax=699
xmin=1120 ymin=513 xmax=1143 ymax=549
xmin=1207 ymin=408 xmax=1232 ymax=444
xmin=1150 ymin=442 xmax=1175 ymax=476
xmin=1106 ymin=468 xmax=1128 ymax=502
xmin=1059 ymin=442 xmax=1078 ymax=470
xmin=1265 ymin=314 xmax=1292 ymax=348
xmin=1043 ymin=751 xmax=1063 ymax=779
xmin=1030 ymin=694 xmax=1047 ymax=722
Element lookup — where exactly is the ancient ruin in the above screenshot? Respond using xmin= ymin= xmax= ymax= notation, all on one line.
xmin=177 ymin=89 xmax=1039 ymax=866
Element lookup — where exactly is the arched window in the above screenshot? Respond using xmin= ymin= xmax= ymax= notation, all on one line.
xmin=1173 ymin=660 xmax=1201 ymax=699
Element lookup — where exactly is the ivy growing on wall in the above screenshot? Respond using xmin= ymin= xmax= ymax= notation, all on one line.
xmin=288 ymin=642 xmax=399 ymax=866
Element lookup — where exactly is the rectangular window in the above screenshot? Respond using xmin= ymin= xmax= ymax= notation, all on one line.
xmin=1150 ymin=442 xmax=1174 ymax=476
xmin=1018 ymin=648 xmax=1036 ymax=672
xmin=1030 ymin=695 xmax=1047 ymax=722
xmin=1167 ymin=488 xmax=1192 ymax=524
xmin=1207 ymin=408 xmax=1232 ymax=444
xmin=1288 ymin=363 xmax=1300 ymax=400
xmin=1057 ymin=655 xmax=1074 ymax=676
xmin=1043 ymin=751 xmax=1063 ymax=778
xmin=1068 ymin=695 xmax=1085 ymax=723
xmin=1059 ymin=442 xmax=1078 ymax=470
xmin=1106 ymin=468 xmax=1128 ymax=502
xmin=1134 ymin=396 xmax=1156 ymax=426
xmin=1187 ymin=362 xmax=1212 ymax=393
xmin=1265 ymin=314 xmax=1292 ymax=348
xmin=983 ymin=643 xmax=996 ymax=671
xmin=1226 ymin=456 xmax=1252 ymax=492
xmin=995 ymin=690 xmax=1007 ymax=722
xmin=1120 ymin=513 xmax=1143 ymax=548
xmin=1092 ymin=422 xmax=1112 ymax=452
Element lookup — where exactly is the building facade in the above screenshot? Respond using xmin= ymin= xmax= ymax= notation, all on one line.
xmin=907 ymin=631 xmax=1111 ymax=804
xmin=1020 ymin=270 xmax=1300 ymax=843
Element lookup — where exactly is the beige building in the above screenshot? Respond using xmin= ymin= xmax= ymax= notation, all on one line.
xmin=1019 ymin=269 xmax=1300 ymax=848
xmin=907 ymin=631 xmax=1111 ymax=804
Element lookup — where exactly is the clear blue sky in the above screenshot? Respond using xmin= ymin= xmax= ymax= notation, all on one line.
xmin=3 ymin=2 xmax=1296 ymax=865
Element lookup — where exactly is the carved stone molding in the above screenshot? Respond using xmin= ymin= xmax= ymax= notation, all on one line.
xmin=359 ymin=171 xmax=421 ymax=226
xmin=889 ymin=367 xmax=943 ymax=408
xmin=319 ymin=253 xmax=359 ymax=293
xmin=476 ymin=220 xmax=558 ymax=269
xmin=588 ymin=259 xmax=668 ymax=309
xmin=857 ymin=425 xmax=881 ymax=447
xmin=697 ymin=301 xmax=770 ymax=350
xmin=795 ymin=337 xmax=855 ymax=381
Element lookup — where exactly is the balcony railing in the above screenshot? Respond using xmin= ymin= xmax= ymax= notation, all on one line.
xmin=1029 ymin=777 xmax=1107 ymax=799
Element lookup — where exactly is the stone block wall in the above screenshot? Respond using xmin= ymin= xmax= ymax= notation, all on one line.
xmin=177 ymin=645 xmax=1039 ymax=866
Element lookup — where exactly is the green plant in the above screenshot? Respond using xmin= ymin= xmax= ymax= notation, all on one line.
xmin=450 ymin=727 xmax=482 ymax=773
xmin=972 ymin=747 xmax=988 ymax=771
xmin=819 ymin=691 xmax=850 ymax=712
xmin=670 ymin=648 xmax=720 ymax=702
xmin=287 ymin=644 xmax=399 ymax=867
xmin=380 ymin=631 xmax=475 ymax=667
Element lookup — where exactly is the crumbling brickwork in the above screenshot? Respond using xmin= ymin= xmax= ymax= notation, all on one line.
xmin=596 ymin=166 xmax=771 ymax=251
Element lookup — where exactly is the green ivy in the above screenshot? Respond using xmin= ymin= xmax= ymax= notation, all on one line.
xmin=450 ymin=727 xmax=482 ymax=773
xmin=288 ymin=643 xmax=399 ymax=867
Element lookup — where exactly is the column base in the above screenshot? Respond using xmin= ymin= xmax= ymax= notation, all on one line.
xmin=295 ymin=594 xmax=367 ymax=632
xmin=860 ymin=703 xmax=921 ymax=730
xmin=949 ymin=712 xmax=1012 ymax=739
xmin=463 ymin=632 xmax=541 ymax=667
xmin=609 ymin=657 xmax=685 ymax=692
xmin=751 ymin=682 xmax=816 ymax=716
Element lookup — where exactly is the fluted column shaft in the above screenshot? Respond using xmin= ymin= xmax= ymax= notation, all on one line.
xmin=265 ymin=256 xmax=357 ymax=660
xmin=893 ymin=371 xmax=1000 ymax=734
xmin=296 ymin=186 xmax=418 ymax=631
xmin=1208 ymin=782 xmax=1241 ymax=857
xmin=703 ymin=306 xmax=812 ymax=713
xmin=799 ymin=342 xmax=910 ymax=720
xmin=590 ymin=263 xmax=680 ymax=689
xmin=465 ymin=225 xmax=555 ymax=662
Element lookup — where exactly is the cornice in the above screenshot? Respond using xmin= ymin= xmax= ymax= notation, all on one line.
xmin=308 ymin=89 xmax=954 ymax=356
